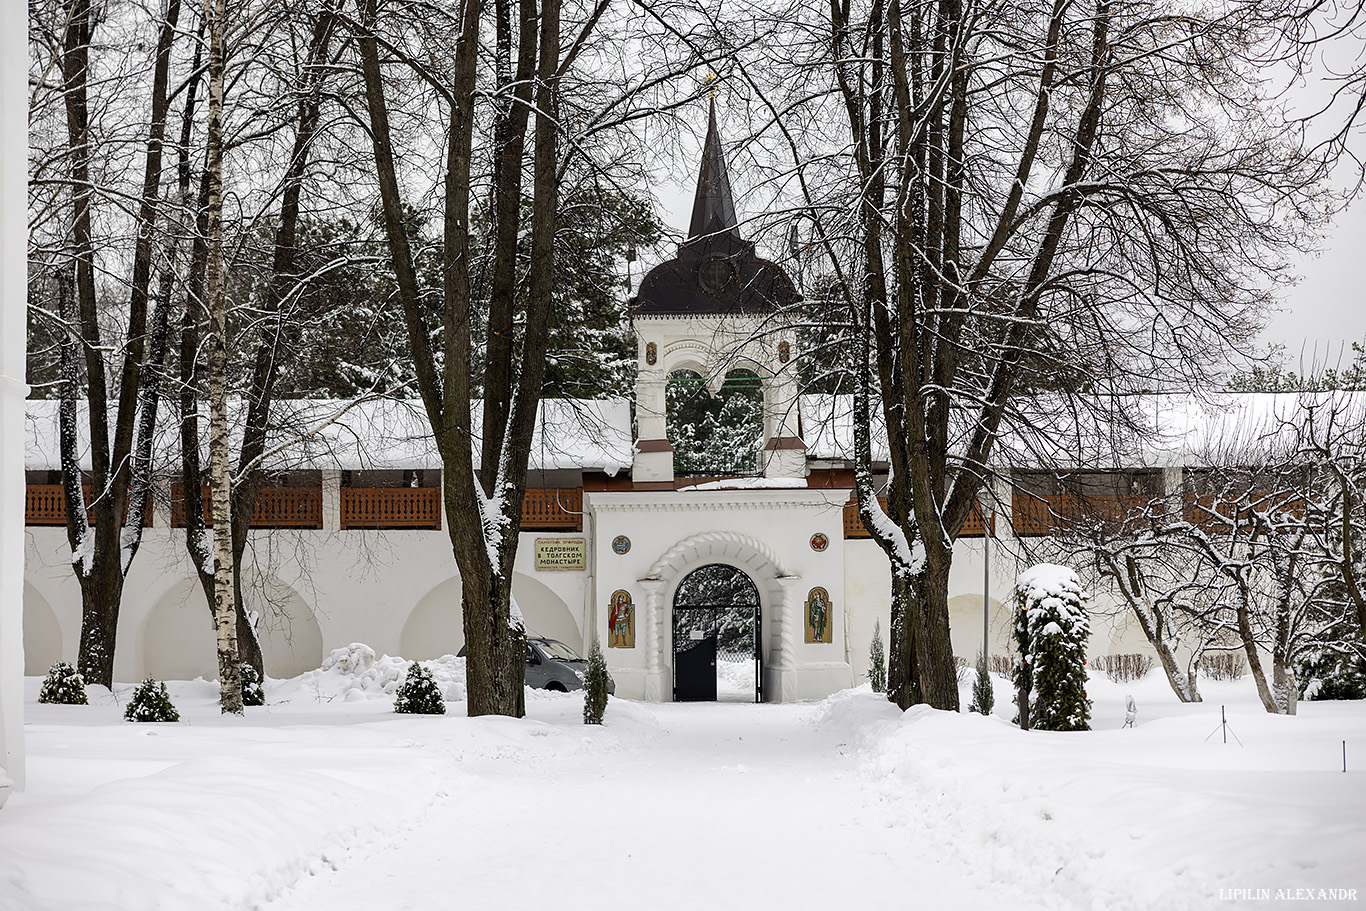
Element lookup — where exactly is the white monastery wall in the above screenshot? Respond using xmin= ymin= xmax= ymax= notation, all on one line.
xmin=21 ymin=487 xmax=1163 ymax=697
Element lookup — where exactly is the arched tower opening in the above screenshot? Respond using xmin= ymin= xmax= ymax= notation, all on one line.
xmin=666 ymin=367 xmax=764 ymax=477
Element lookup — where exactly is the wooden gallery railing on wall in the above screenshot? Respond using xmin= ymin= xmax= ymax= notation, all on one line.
xmin=340 ymin=486 xmax=581 ymax=531
xmin=521 ymin=487 xmax=583 ymax=531
xmin=25 ymin=484 xmax=153 ymax=527
xmin=170 ymin=485 xmax=323 ymax=529
xmin=843 ymin=497 xmax=993 ymax=539
xmin=341 ymin=487 xmax=441 ymax=530
xmin=1010 ymin=492 xmax=1152 ymax=537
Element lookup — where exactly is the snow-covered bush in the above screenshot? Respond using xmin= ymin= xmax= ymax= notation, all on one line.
xmin=968 ymin=652 xmax=994 ymax=715
xmin=38 ymin=661 xmax=88 ymax=705
xmin=124 ymin=679 xmax=180 ymax=722
xmin=583 ymin=638 xmax=609 ymax=725
xmin=868 ymin=621 xmax=886 ymax=693
xmin=297 ymin=645 xmax=466 ymax=704
xmin=1013 ymin=564 xmax=1091 ymax=732
xmin=1197 ymin=653 xmax=1246 ymax=681
xmin=394 ymin=663 xmax=446 ymax=715
xmin=321 ymin=642 xmax=378 ymax=676
xmin=1092 ymin=653 xmax=1154 ymax=683
xmin=241 ymin=662 xmax=265 ymax=707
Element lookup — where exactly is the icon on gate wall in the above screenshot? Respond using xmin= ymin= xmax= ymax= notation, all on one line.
xmin=778 ymin=340 xmax=790 ymax=364
xmin=809 ymin=532 xmax=829 ymax=552
xmin=609 ymin=589 xmax=635 ymax=648
xmin=805 ymin=586 xmax=831 ymax=644
xmin=611 ymin=534 xmax=631 ymax=555
xmin=645 ymin=342 xmax=657 ymax=366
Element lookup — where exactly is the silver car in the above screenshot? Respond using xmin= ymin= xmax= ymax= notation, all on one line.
xmin=460 ymin=637 xmax=615 ymax=694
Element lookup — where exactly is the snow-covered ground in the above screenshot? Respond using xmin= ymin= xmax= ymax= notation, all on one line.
xmin=1 ymin=653 xmax=1362 ymax=911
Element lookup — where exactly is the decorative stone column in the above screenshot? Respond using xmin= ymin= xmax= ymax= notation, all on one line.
xmin=762 ymin=368 xmax=805 ymax=479
xmin=639 ymin=577 xmax=667 ymax=701
xmin=632 ymin=357 xmax=673 ymax=484
xmin=769 ymin=574 xmax=803 ymax=702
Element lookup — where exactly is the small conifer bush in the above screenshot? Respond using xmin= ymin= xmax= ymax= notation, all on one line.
xmin=968 ymin=652 xmax=994 ymax=715
xmin=868 ymin=620 xmax=887 ymax=694
xmin=241 ymin=662 xmax=265 ymax=707
xmin=124 ymin=679 xmax=180 ymax=722
xmin=583 ymin=637 xmax=609 ymax=725
xmin=38 ymin=661 xmax=88 ymax=705
xmin=1013 ymin=563 xmax=1091 ymax=731
xmin=394 ymin=663 xmax=446 ymax=715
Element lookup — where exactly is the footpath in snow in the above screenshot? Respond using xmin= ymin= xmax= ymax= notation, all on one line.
xmin=1 ymin=655 xmax=1363 ymax=911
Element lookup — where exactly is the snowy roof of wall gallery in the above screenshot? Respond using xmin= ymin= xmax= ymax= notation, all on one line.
xmin=799 ymin=391 xmax=1366 ymax=469
xmin=23 ymin=397 xmax=634 ymax=475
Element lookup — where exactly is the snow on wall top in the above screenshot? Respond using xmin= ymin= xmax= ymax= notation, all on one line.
xmin=799 ymin=391 xmax=1366 ymax=469
xmin=24 ymin=397 xmax=634 ymax=475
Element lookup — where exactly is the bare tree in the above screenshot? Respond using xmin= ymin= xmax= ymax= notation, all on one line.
xmin=351 ymin=0 xmax=708 ymax=716
xmin=735 ymin=0 xmax=1329 ymax=710
xmin=28 ymin=0 xmax=187 ymax=687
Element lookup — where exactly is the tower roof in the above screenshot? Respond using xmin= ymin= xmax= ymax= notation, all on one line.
xmin=687 ymin=99 xmax=740 ymax=241
xmin=629 ymin=99 xmax=800 ymax=319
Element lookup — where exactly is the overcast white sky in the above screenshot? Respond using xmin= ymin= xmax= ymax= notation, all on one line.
xmin=1265 ymin=196 xmax=1366 ymax=358
xmin=650 ymin=129 xmax=1366 ymax=367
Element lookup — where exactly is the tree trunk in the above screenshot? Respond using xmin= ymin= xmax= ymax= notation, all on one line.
xmin=886 ymin=568 xmax=920 ymax=709
xmin=1234 ymin=583 xmax=1280 ymax=713
xmin=203 ymin=0 xmax=241 ymax=714
xmin=910 ymin=545 xmax=961 ymax=711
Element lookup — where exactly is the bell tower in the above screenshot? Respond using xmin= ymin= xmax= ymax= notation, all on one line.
xmin=628 ymin=101 xmax=806 ymax=486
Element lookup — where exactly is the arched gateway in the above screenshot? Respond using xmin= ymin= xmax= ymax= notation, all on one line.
xmin=636 ymin=530 xmax=804 ymax=703
xmin=673 ymin=564 xmax=761 ymax=702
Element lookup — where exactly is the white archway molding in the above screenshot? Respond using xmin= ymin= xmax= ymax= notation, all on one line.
xmin=22 ymin=583 xmax=62 ymax=676
xmin=639 ymin=530 xmax=801 ymax=702
xmin=661 ymin=339 xmax=776 ymax=395
xmin=400 ymin=571 xmax=582 ymax=660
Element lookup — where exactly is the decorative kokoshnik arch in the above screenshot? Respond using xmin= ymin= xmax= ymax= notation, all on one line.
xmin=636 ymin=530 xmax=804 ymax=702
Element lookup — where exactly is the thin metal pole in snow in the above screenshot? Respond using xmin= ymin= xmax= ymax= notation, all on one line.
xmin=983 ymin=507 xmax=991 ymax=664
xmin=1204 ymin=705 xmax=1243 ymax=746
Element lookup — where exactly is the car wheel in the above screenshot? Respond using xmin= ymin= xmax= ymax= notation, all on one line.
xmin=545 ymin=682 xmax=567 ymax=693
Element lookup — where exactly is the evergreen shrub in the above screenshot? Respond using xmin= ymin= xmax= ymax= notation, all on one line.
xmin=241 ymin=662 xmax=265 ymax=707
xmin=1299 ymin=650 xmax=1366 ymax=701
xmin=583 ymin=638 xmax=609 ymax=725
xmin=868 ymin=620 xmax=886 ymax=694
xmin=124 ymin=679 xmax=180 ymax=722
xmin=38 ymin=661 xmax=88 ymax=705
xmin=968 ymin=652 xmax=994 ymax=715
xmin=394 ymin=663 xmax=446 ymax=715
xmin=1013 ymin=563 xmax=1091 ymax=731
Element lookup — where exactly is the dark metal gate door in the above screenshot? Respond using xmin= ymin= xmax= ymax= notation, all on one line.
xmin=674 ymin=621 xmax=718 ymax=702
xmin=673 ymin=603 xmax=761 ymax=702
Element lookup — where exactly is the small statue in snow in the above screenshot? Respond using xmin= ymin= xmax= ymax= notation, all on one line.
xmin=1123 ymin=694 xmax=1137 ymax=728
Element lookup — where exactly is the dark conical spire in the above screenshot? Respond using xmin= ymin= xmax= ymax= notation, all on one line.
xmin=687 ymin=97 xmax=740 ymax=240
